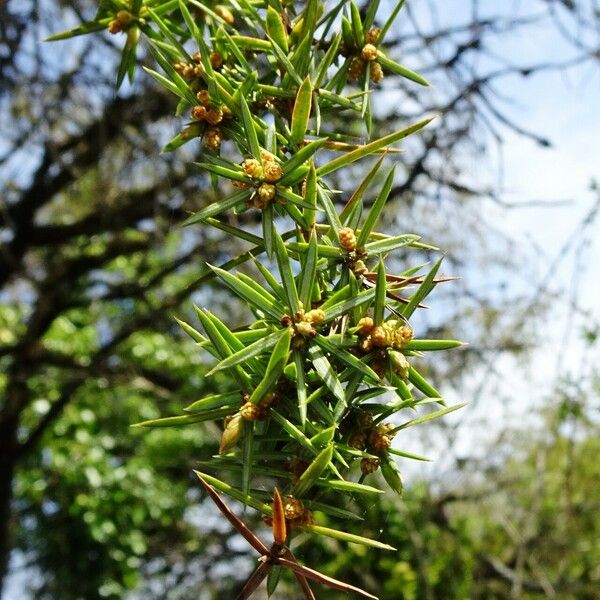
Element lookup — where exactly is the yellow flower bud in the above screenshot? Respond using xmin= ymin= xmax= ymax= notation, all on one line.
xmin=257 ymin=183 xmax=276 ymax=202
xmin=361 ymin=44 xmax=378 ymax=62
xmin=107 ymin=20 xmax=122 ymax=34
xmin=371 ymin=325 xmax=388 ymax=348
xmin=349 ymin=432 xmax=367 ymax=450
xmin=209 ymin=52 xmax=223 ymax=69
xmin=295 ymin=321 xmax=316 ymax=337
xmin=305 ymin=309 xmax=325 ymax=325
xmin=215 ymin=5 xmax=235 ymax=25
xmin=338 ymin=227 xmax=357 ymax=252
xmin=368 ymin=428 xmax=391 ymax=453
xmin=263 ymin=161 xmax=283 ymax=183
xmin=365 ymin=27 xmax=382 ymax=45
xmin=354 ymin=259 xmax=368 ymax=275
xmin=242 ymin=158 xmax=264 ymax=179
xmin=115 ymin=10 xmax=133 ymax=26
xmin=393 ymin=325 xmax=413 ymax=349
xmin=357 ymin=316 xmax=374 ymax=335
xmin=369 ymin=61 xmax=384 ymax=83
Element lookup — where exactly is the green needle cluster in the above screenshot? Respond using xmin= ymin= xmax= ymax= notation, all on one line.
xmin=50 ymin=1 xmax=465 ymax=596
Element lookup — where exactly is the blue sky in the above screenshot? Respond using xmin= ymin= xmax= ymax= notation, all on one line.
xmin=375 ymin=0 xmax=600 ymax=481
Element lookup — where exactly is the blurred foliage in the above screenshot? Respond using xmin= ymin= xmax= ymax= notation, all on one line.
xmin=10 ymin=298 xmax=218 ymax=598
xmin=291 ymin=381 xmax=600 ymax=599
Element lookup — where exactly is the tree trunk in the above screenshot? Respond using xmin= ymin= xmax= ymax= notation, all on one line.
xmin=0 ymin=418 xmax=18 ymax=599
xmin=0 ymin=374 xmax=28 ymax=599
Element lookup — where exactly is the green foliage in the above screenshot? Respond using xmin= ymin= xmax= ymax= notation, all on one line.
xmin=12 ymin=310 xmax=215 ymax=599
xmin=50 ymin=1 xmax=464 ymax=596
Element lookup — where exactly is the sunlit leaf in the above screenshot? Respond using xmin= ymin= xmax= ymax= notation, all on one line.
xmin=293 ymin=444 xmax=334 ymax=497
xmin=303 ymin=524 xmax=396 ymax=550
xmin=317 ymin=117 xmax=435 ymax=176
xmin=291 ymin=77 xmax=313 ymax=147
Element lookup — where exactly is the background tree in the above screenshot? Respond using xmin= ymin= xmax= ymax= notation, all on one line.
xmin=1 ymin=0 xmax=599 ymax=598
xmin=300 ymin=335 xmax=600 ymax=598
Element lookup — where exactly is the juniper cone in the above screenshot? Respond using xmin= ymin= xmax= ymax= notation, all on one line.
xmin=50 ymin=0 xmax=465 ymax=597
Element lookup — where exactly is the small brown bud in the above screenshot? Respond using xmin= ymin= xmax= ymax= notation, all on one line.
xmin=232 ymin=180 xmax=251 ymax=189
xmin=359 ymin=336 xmax=373 ymax=353
xmin=365 ymin=27 xmax=382 ymax=45
xmin=357 ymin=316 xmax=374 ymax=336
xmin=205 ymin=108 xmax=223 ymax=125
xmin=348 ymin=57 xmax=365 ymax=81
xmin=369 ymin=61 xmax=384 ymax=83
xmin=368 ymin=430 xmax=391 ymax=453
xmin=203 ymin=127 xmax=222 ymax=151
xmin=215 ymin=5 xmax=234 ymax=24
xmin=360 ymin=457 xmax=380 ymax=475
xmin=196 ymin=89 xmax=211 ymax=106
xmin=349 ymin=432 xmax=367 ymax=450
xmin=283 ymin=496 xmax=305 ymax=521
xmin=210 ymin=52 xmax=223 ymax=69
xmin=281 ymin=315 xmax=293 ymax=327
xmin=371 ymin=326 xmax=388 ymax=348
xmin=263 ymin=161 xmax=283 ymax=183
xmin=240 ymin=401 xmax=265 ymax=421
xmin=361 ymin=43 xmax=378 ymax=62
xmin=192 ymin=52 xmax=203 ymax=63
xmin=107 ymin=20 xmax=122 ymax=34
xmin=191 ymin=105 xmax=208 ymax=121
xmin=338 ymin=227 xmax=357 ymax=252
xmin=260 ymin=392 xmax=277 ymax=408
xmin=356 ymin=411 xmax=374 ymax=429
